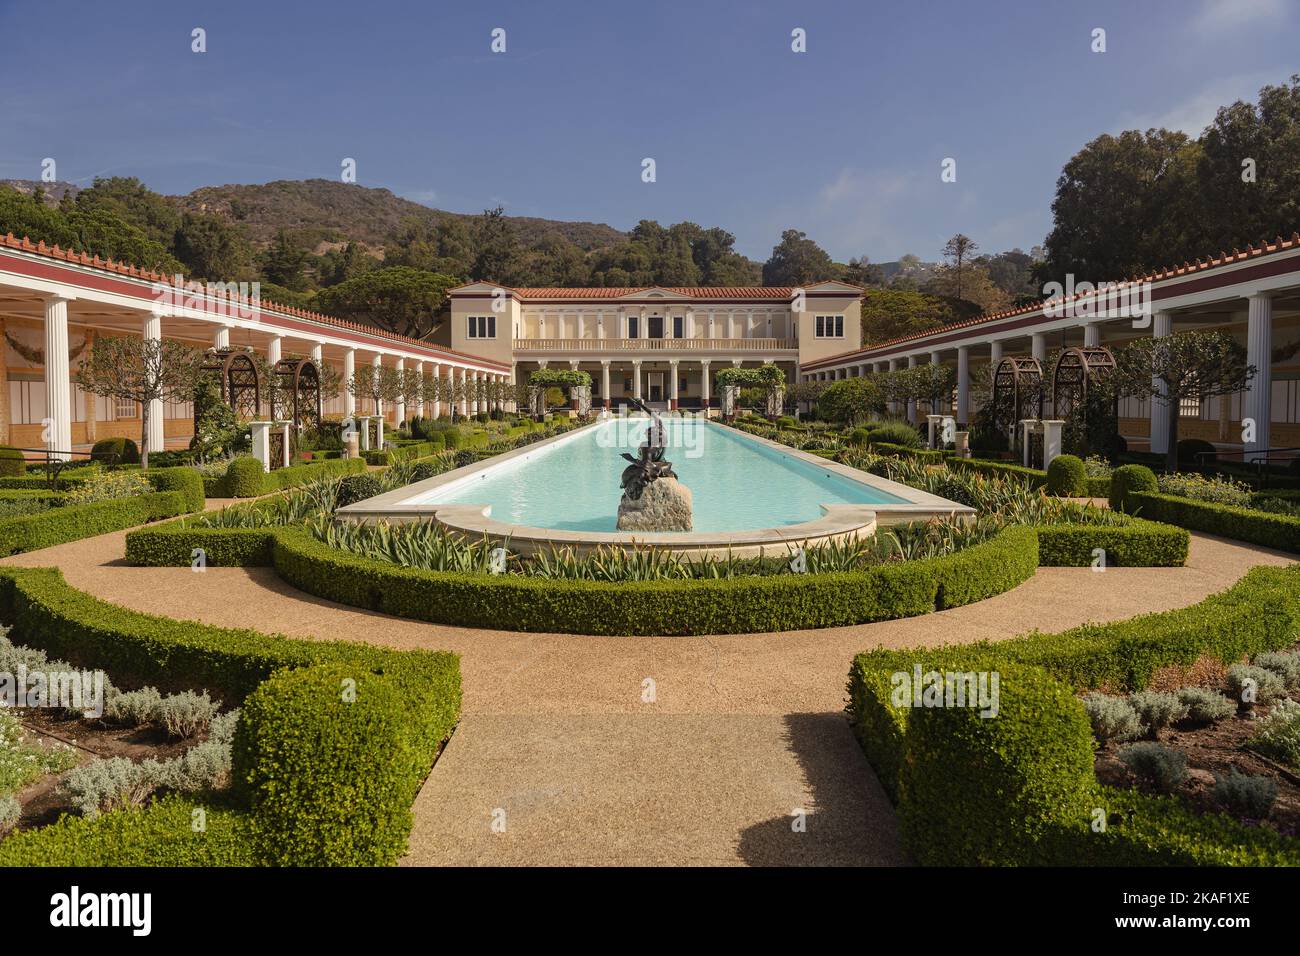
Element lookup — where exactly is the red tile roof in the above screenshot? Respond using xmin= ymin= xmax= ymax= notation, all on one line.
xmin=0 ymin=232 xmax=503 ymax=367
xmin=510 ymin=286 xmax=800 ymax=299
xmin=806 ymin=232 xmax=1300 ymax=368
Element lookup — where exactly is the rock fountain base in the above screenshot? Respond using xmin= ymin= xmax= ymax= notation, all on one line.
xmin=616 ymin=477 xmax=693 ymax=532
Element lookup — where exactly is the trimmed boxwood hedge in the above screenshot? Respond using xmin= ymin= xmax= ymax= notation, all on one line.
xmin=1126 ymin=490 xmax=1300 ymax=554
xmin=126 ymin=522 xmax=279 ymax=567
xmin=846 ymin=563 xmax=1300 ymax=865
xmin=0 ymin=490 xmax=189 ymax=558
xmin=1035 ymin=518 xmax=1188 ymax=567
xmin=0 ymin=795 xmax=252 ymax=867
xmin=205 ymin=456 xmax=368 ymax=498
xmin=949 ymin=456 xmax=1111 ymax=497
xmin=0 ymin=566 xmax=461 ymax=866
xmin=234 ymin=664 xmax=416 ymax=866
xmin=270 ymin=523 xmax=1041 ymax=635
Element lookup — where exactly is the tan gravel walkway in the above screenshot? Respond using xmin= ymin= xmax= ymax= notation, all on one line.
xmin=3 ymin=525 xmax=1292 ymax=866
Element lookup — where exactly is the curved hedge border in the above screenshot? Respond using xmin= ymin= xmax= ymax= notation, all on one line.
xmin=0 ymin=565 xmax=461 ymax=866
xmin=1035 ymin=518 xmax=1188 ymax=567
xmin=846 ymin=563 xmax=1300 ymax=865
xmin=0 ymin=490 xmax=188 ymax=558
xmin=1127 ymin=490 xmax=1300 ymax=554
xmin=270 ymin=524 xmax=1041 ymax=635
xmin=203 ymin=456 xmax=367 ymax=498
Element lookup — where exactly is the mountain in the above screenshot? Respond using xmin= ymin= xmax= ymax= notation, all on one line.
xmin=4 ymin=177 xmax=628 ymax=256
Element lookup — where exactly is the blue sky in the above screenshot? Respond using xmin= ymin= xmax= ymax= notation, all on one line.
xmin=2 ymin=0 xmax=1297 ymax=263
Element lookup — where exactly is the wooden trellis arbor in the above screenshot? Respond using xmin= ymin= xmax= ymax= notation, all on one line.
xmin=1052 ymin=346 xmax=1119 ymax=457
xmin=991 ymin=356 xmax=1043 ymax=450
xmin=271 ymin=357 xmax=323 ymax=431
xmin=1051 ymin=347 xmax=1116 ymax=424
xmin=200 ymin=348 xmax=261 ymax=419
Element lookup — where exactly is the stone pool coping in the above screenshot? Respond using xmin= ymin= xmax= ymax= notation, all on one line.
xmin=336 ymin=417 xmax=975 ymax=558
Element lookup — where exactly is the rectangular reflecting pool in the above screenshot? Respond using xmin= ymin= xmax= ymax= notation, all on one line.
xmin=404 ymin=417 xmax=908 ymax=533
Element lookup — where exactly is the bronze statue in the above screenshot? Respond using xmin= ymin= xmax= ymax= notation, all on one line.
xmin=619 ymin=398 xmax=677 ymax=500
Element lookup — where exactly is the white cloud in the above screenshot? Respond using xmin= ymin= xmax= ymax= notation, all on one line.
xmin=1192 ymin=0 xmax=1288 ymax=34
xmin=1115 ymin=71 xmax=1277 ymax=136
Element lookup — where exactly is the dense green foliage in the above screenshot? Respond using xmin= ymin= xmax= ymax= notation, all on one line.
xmin=90 ymin=436 xmax=140 ymax=465
xmin=1045 ymin=454 xmax=1088 ymax=496
xmin=0 ymin=490 xmax=188 ymax=558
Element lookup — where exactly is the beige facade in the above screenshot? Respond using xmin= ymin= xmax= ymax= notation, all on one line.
xmin=449 ymin=281 xmax=863 ymax=409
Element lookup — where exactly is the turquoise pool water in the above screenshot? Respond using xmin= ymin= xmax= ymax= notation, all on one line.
xmin=409 ymin=418 xmax=908 ymax=533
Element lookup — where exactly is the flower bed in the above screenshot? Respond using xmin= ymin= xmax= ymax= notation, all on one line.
xmin=846 ymin=564 xmax=1300 ymax=865
xmin=0 ymin=565 xmax=461 ymax=866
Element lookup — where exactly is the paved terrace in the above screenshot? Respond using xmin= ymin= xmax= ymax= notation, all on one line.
xmin=2 ymin=522 xmax=1292 ymax=866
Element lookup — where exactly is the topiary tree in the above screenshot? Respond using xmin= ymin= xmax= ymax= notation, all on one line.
xmin=1045 ymin=454 xmax=1088 ymax=497
xmin=817 ymin=378 xmax=884 ymax=426
xmin=1112 ymin=330 xmax=1254 ymax=473
xmin=0 ymin=446 xmax=25 ymax=477
xmin=1108 ymin=463 xmax=1158 ymax=513
xmin=715 ymin=363 xmax=786 ymax=418
xmin=75 ymin=334 xmax=206 ymax=468
xmin=90 ymin=436 xmax=140 ymax=466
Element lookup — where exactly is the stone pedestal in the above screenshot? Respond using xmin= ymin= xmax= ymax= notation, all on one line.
xmin=1041 ymin=419 xmax=1066 ymax=470
xmin=955 ymin=430 xmax=970 ymax=459
xmin=357 ymin=416 xmax=372 ymax=452
xmin=926 ymin=414 xmax=944 ymax=450
xmin=249 ymin=421 xmax=272 ymax=473
xmin=616 ymin=478 xmax=693 ymax=532
xmin=276 ymin=421 xmax=293 ymax=469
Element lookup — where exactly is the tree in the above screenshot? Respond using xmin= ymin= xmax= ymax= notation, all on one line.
xmin=817 ymin=378 xmax=884 ymax=425
xmin=762 ymin=229 xmax=835 ymax=285
xmin=315 ymin=266 xmax=458 ymax=340
xmin=1112 ymin=330 xmax=1254 ymax=472
xmin=173 ymin=212 xmax=256 ymax=281
xmin=472 ymin=206 xmax=523 ymax=282
xmin=940 ymin=234 xmax=978 ymax=300
xmin=260 ymin=229 xmax=310 ymax=291
xmin=75 ymin=334 xmax=205 ymax=468
xmin=1038 ymin=129 xmax=1202 ymax=285
xmin=347 ymin=364 xmax=403 ymax=418
xmin=841 ymin=256 xmax=884 ymax=287
xmin=860 ymin=289 xmax=967 ymax=345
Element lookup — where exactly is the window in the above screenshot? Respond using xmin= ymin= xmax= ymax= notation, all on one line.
xmin=648 ymin=316 xmax=664 ymax=339
xmin=673 ymin=315 xmax=684 ymax=338
xmin=627 ymin=315 xmax=639 ymax=339
xmin=115 ymin=398 xmax=138 ymax=419
xmin=466 ymin=315 xmax=496 ymax=339
xmin=815 ymin=315 xmax=843 ymax=338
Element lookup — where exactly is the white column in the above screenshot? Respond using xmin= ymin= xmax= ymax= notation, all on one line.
xmin=371 ymin=353 xmax=383 ymax=419
xmin=395 ymin=357 xmax=406 ymax=426
xmin=1149 ymin=311 xmax=1172 ymax=456
xmin=415 ymin=361 xmax=426 ymax=417
xmin=686 ymin=310 xmax=695 ymax=339
xmin=470 ymin=371 xmax=480 ymax=415
xmin=906 ymin=355 xmax=918 ymax=423
xmin=669 ymin=360 xmax=680 ymax=409
xmin=213 ymin=325 xmax=230 ymax=350
xmin=701 ymin=360 xmax=712 ymax=408
xmin=990 ymin=340 xmax=1003 ymax=366
xmin=1030 ymin=332 xmax=1046 ymax=364
xmin=43 ymin=297 xmax=73 ymax=460
xmin=310 ymin=342 xmax=323 ymax=363
xmin=632 ymin=361 xmax=643 ymax=400
xmin=267 ymin=335 xmax=282 ymax=367
xmin=956 ymin=346 xmax=970 ymax=424
xmin=1083 ymin=324 xmax=1100 ymax=348
xmin=601 ymin=361 xmax=611 ymax=409
xmin=1245 ymin=295 xmax=1273 ymax=462
xmin=141 ymin=311 xmax=165 ymax=456
xmin=342 ymin=348 xmax=356 ymax=418
xmin=458 ymin=368 xmax=469 ymax=417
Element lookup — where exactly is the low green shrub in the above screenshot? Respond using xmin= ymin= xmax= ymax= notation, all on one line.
xmin=1127 ymin=691 xmax=1186 ymax=735
xmin=1126 ymin=491 xmax=1300 ymax=554
xmin=1045 ymin=454 xmax=1088 ymax=497
xmin=90 ymin=436 xmax=140 ymax=465
xmin=1247 ymin=700 xmax=1300 ymax=768
xmin=0 ymin=491 xmax=187 ymax=558
xmin=234 ymin=664 xmax=414 ymax=866
xmin=898 ymin=662 xmax=1097 ymax=865
xmin=1225 ymin=663 xmax=1285 ymax=705
xmin=1117 ymin=741 xmax=1187 ymax=793
xmin=145 ymin=466 xmax=206 ymax=513
xmin=1213 ymin=769 xmax=1277 ymax=819
xmin=1109 ymin=464 xmax=1158 ymax=512
xmin=271 ymin=523 xmax=1041 ymax=636
xmin=1255 ymin=650 xmax=1300 ymax=688
xmin=1177 ymin=687 xmax=1236 ymax=725
xmin=865 ymin=421 xmax=921 ymax=448
xmin=0 ymin=795 xmax=252 ymax=866
xmin=1081 ymin=692 xmax=1143 ymax=743
xmin=224 ymin=457 xmax=265 ymax=497
xmin=125 ymin=523 xmax=277 ymax=567
xmin=337 ymin=473 xmax=384 ymax=507
xmin=948 ymin=457 xmax=1047 ymax=488
xmin=0 ymin=447 xmax=24 ymax=477
xmin=848 ymin=426 xmax=871 ymax=447
xmin=1035 ymin=519 xmax=1188 ymax=567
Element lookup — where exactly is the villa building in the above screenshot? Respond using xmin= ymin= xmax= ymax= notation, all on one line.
xmin=445 ymin=281 xmax=865 ymax=410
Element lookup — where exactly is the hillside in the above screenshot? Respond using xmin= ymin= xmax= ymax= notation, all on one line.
xmin=179 ymin=179 xmax=628 ymax=253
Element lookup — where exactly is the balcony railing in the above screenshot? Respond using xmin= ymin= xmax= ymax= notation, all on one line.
xmin=513 ymin=337 xmax=798 ymax=352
